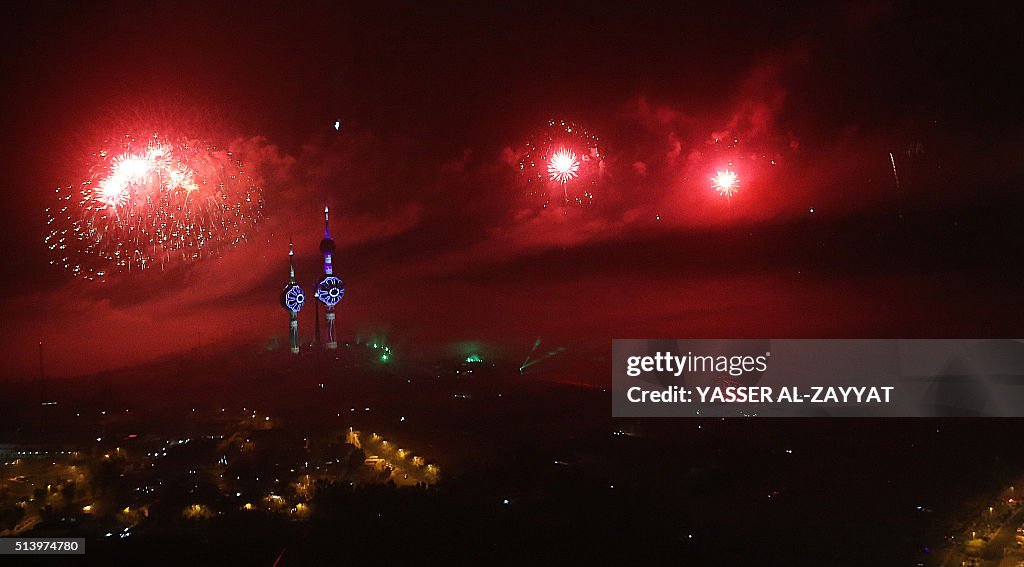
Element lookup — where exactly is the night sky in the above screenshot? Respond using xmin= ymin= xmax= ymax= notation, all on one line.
xmin=1 ymin=2 xmax=1022 ymax=379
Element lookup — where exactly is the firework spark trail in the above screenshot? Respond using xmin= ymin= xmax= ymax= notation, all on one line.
xmin=519 ymin=118 xmax=603 ymax=207
xmin=547 ymin=149 xmax=580 ymax=184
xmin=44 ymin=132 xmax=263 ymax=280
xmin=889 ymin=152 xmax=901 ymax=190
xmin=711 ymin=169 xmax=740 ymax=200
xmin=547 ymin=148 xmax=580 ymax=202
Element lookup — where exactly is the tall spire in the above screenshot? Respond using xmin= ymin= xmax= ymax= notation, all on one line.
xmin=324 ymin=205 xmax=331 ymax=239
xmin=288 ymin=238 xmax=296 ymax=282
xmin=319 ymin=204 xmax=336 ymax=275
xmin=280 ymin=240 xmax=306 ymax=355
xmin=316 ymin=202 xmax=343 ymax=350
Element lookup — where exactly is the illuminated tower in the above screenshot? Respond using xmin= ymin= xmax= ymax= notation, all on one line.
xmin=315 ymin=206 xmax=345 ymax=349
xmin=279 ymin=240 xmax=305 ymax=354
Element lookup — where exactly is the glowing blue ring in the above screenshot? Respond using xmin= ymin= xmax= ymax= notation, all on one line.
xmin=281 ymin=283 xmax=305 ymax=312
xmin=316 ymin=275 xmax=345 ymax=307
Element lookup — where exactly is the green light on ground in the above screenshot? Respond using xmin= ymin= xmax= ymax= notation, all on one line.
xmin=380 ymin=354 xmax=390 ymax=362
xmin=465 ymin=354 xmax=483 ymax=363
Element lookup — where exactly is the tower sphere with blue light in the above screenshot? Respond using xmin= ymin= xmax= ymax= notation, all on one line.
xmin=316 ymin=275 xmax=345 ymax=306
xmin=281 ymin=282 xmax=305 ymax=312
